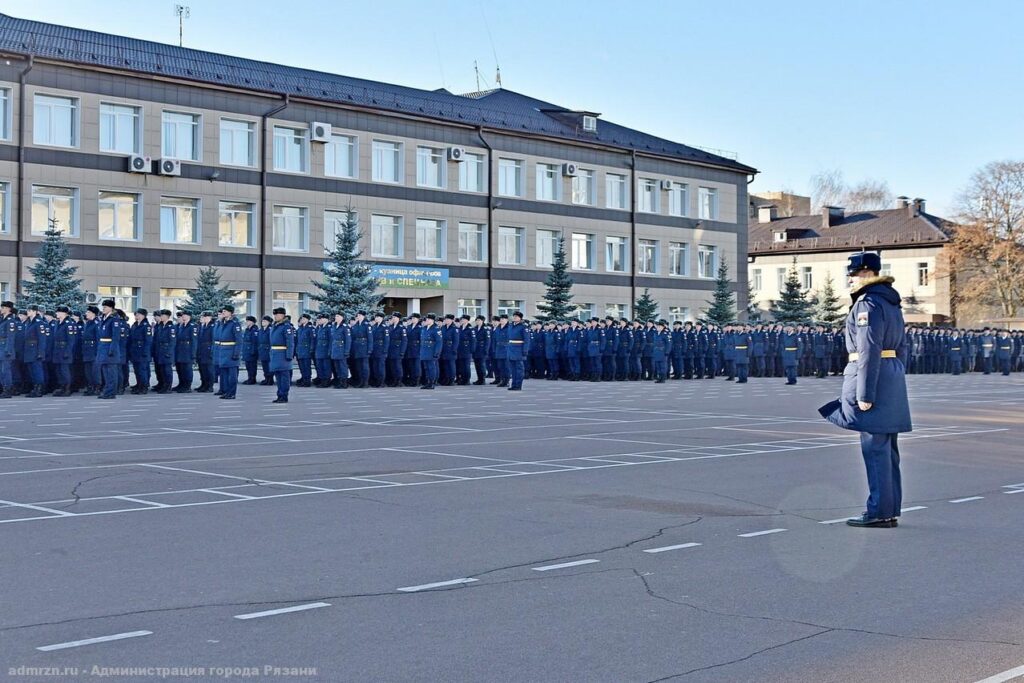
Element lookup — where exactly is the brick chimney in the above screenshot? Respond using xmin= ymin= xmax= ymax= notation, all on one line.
xmin=758 ymin=205 xmax=777 ymax=223
xmin=896 ymin=196 xmax=910 ymax=209
xmin=822 ymin=205 xmax=844 ymax=229
xmin=912 ymin=198 xmax=926 ymax=216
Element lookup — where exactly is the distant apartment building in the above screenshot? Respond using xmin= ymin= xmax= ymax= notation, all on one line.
xmin=748 ymin=198 xmax=956 ymax=325
xmin=0 ymin=13 xmax=756 ymax=321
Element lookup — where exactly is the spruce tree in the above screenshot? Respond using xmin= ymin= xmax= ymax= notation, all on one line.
xmin=180 ymin=265 xmax=234 ymax=315
xmin=770 ymin=258 xmax=813 ymax=323
xmin=18 ymin=224 xmax=86 ymax=310
xmin=701 ymin=256 xmax=736 ymax=326
xmin=746 ymin=279 xmax=761 ymax=322
xmin=536 ymin=237 xmax=575 ymax=321
xmin=310 ymin=208 xmax=382 ymax=317
xmin=634 ymin=288 xmax=659 ymax=321
xmin=813 ymin=272 xmax=844 ymax=326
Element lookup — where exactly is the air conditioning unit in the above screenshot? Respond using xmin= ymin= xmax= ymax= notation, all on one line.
xmin=157 ymin=158 xmax=182 ymax=176
xmin=562 ymin=162 xmax=579 ymax=177
xmin=310 ymin=122 xmax=332 ymax=143
xmin=84 ymin=292 xmax=101 ymax=305
xmin=447 ymin=146 xmax=466 ymax=162
xmin=661 ymin=179 xmax=674 ymax=190
xmin=127 ymin=154 xmax=152 ymax=174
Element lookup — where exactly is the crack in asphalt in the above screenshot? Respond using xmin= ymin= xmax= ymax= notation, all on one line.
xmin=632 ymin=569 xmax=1021 ymax=681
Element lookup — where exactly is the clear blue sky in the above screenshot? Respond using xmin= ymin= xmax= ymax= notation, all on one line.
xmin=6 ymin=0 xmax=1023 ymax=216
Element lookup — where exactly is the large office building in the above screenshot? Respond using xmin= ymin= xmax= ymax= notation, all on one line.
xmin=0 ymin=14 xmax=756 ymax=321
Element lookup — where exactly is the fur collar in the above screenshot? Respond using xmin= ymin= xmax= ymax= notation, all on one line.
xmin=851 ymin=275 xmax=894 ymax=296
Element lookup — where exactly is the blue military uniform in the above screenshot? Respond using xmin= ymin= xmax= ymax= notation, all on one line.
xmin=196 ymin=316 xmax=216 ymax=392
xmin=294 ymin=317 xmax=315 ymax=387
xmin=779 ymin=328 xmax=802 ymax=385
xmin=174 ymin=316 xmax=198 ymax=392
xmin=386 ymin=316 xmax=408 ymax=387
xmin=505 ymin=316 xmax=530 ymax=390
xmin=80 ymin=315 xmax=99 ymax=394
xmin=241 ymin=320 xmax=260 ymax=384
xmin=0 ymin=306 xmax=19 ymax=397
xmin=268 ymin=313 xmax=295 ymax=402
xmin=404 ymin=318 xmax=422 ymax=386
xmin=96 ymin=307 xmax=124 ymax=399
xmin=22 ymin=311 xmax=49 ymax=396
xmin=996 ymin=332 xmax=1013 ymax=376
xmin=213 ymin=310 xmax=243 ymax=399
xmin=369 ymin=318 xmax=390 ymax=387
xmin=330 ymin=317 xmax=352 ymax=388
xmin=312 ymin=317 xmax=332 ymax=387
xmin=50 ymin=311 xmax=76 ymax=395
xmin=152 ymin=316 xmax=177 ymax=393
xmin=471 ymin=320 xmax=489 ymax=385
xmin=418 ymin=318 xmax=442 ymax=389
xmin=128 ymin=314 xmax=153 ymax=393
xmin=820 ymin=253 xmax=912 ymax=527
xmin=651 ymin=323 xmax=671 ymax=382
xmin=455 ymin=320 xmax=474 ymax=385
xmin=257 ymin=320 xmax=273 ymax=385
xmin=733 ymin=328 xmax=752 ymax=383
xmin=543 ymin=325 xmax=561 ymax=381
xmin=491 ymin=321 xmax=509 ymax=386
xmin=564 ymin=324 xmax=582 ymax=381
xmin=439 ymin=318 xmax=459 ymax=386
xmin=349 ymin=316 xmax=371 ymax=388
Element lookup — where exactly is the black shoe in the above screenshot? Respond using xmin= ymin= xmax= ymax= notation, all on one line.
xmin=421 ymin=385 xmax=434 ymax=390
xmin=178 ymin=388 xmax=192 ymax=394
xmin=97 ymin=394 xmax=115 ymax=400
xmin=242 ymin=380 xmax=257 ymax=385
xmin=220 ymin=394 xmax=236 ymax=399
xmin=845 ymin=515 xmax=896 ymax=528
xmin=272 ymin=398 xmax=288 ymax=403
xmin=472 ymin=381 xmax=484 ymax=385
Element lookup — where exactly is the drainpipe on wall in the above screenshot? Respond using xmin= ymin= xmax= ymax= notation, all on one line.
xmin=476 ymin=127 xmax=494 ymax=315
xmin=629 ymin=149 xmax=637 ymax=308
xmin=15 ymin=54 xmax=34 ymax=297
xmin=259 ymin=94 xmax=289 ymax=316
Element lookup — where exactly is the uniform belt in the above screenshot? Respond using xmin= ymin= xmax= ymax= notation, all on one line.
xmin=1000 ymin=346 xmax=1011 ymax=350
xmin=99 ymin=338 xmax=112 ymax=342
xmin=509 ymin=340 xmax=524 ymax=344
xmin=271 ymin=345 xmax=287 ymax=350
xmin=982 ymin=344 xmax=993 ymax=347
xmin=784 ymin=347 xmax=797 ymax=351
xmin=848 ymin=350 xmax=896 ymax=361
xmin=735 ymin=345 xmax=748 ymax=349
xmin=950 ymin=347 xmax=961 ymax=351
xmin=216 ymin=341 xmax=237 ymax=345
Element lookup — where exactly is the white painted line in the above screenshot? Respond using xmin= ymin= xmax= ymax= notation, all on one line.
xmin=1004 ymin=489 xmax=1024 ymax=495
xmin=115 ymin=496 xmax=170 ymax=508
xmin=949 ymin=496 xmax=984 ymax=504
xmin=198 ymin=489 xmax=256 ymax=500
xmin=234 ymin=602 xmax=331 ymax=620
xmin=532 ymin=559 xmax=600 ymax=572
xmin=37 ymin=630 xmax=153 ymax=651
xmin=738 ymin=528 xmax=787 ymax=538
xmin=0 ymin=498 xmax=75 ymax=517
xmin=397 ymin=578 xmax=477 ymax=592
xmin=973 ymin=663 xmax=1024 ymax=683
xmin=819 ymin=517 xmax=856 ymax=525
xmin=901 ymin=506 xmax=928 ymax=512
xmin=643 ymin=543 xmax=702 ymax=554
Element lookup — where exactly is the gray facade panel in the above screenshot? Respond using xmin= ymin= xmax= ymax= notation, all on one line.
xmin=24 ymin=242 xmax=261 ymax=268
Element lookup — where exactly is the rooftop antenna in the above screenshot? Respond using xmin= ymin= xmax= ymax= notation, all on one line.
xmin=175 ymin=5 xmax=190 ymax=47
xmin=495 ymin=66 xmax=502 ymax=88
xmin=474 ymin=60 xmax=480 ymax=92
xmin=478 ymin=2 xmax=502 ymax=88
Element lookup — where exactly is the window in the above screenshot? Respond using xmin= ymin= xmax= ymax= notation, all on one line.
xmin=582 ymin=115 xmax=598 ymax=132
xmin=498 ymin=158 xmax=523 ymax=197
xmin=606 ymin=173 xmax=628 ymax=209
xmin=0 ymin=182 xmax=8 ymax=233
xmin=571 ymin=233 xmax=594 ymax=270
xmin=31 ymin=185 xmax=78 ymax=236
xmin=159 ymin=288 xmax=191 ymax=315
xmin=536 ymin=229 xmax=561 ymax=269
xmin=99 ymin=103 xmax=140 ymax=154
xmin=372 ymin=140 xmax=403 ymax=183
xmin=498 ymin=226 xmax=524 ymax=265
xmin=0 ymin=89 xmax=9 ymax=139
xmin=668 ymin=306 xmax=691 ymax=323
xmin=697 ymin=244 xmax=717 ymax=279
xmin=638 ymin=178 xmax=659 ymax=213
xmin=917 ymin=262 xmax=930 ymax=287
xmin=752 ymin=268 xmax=762 ymax=291
xmin=880 ymin=263 xmax=893 ymax=278
xmin=98 ymin=191 xmax=140 ymax=241
xmin=220 ymin=119 xmax=255 ymax=167
xmin=777 ymin=267 xmax=787 ymax=291
xmin=160 ymin=197 xmax=200 ymax=244
xmin=606 ymin=236 xmax=628 ymax=273
xmin=325 ymin=133 xmax=357 ymax=178
xmin=162 ymin=111 xmax=200 ymax=160
xmin=0 ymin=282 xmax=9 ymax=304
xmin=219 ymin=201 xmax=256 ymax=248
xmin=98 ymin=286 xmax=139 ymax=313
xmin=459 ymin=153 xmax=485 ymax=192
xmin=273 ymin=126 xmax=309 ymax=173
xmin=698 ymin=186 xmax=719 ymax=220
xmin=801 ymin=266 xmax=813 ymax=290
xmin=497 ymin=300 xmax=524 ymax=317
xmin=272 ymin=205 xmax=308 ymax=252
xmin=774 ymin=230 xmax=787 ymax=243
xmin=416 ymin=218 xmax=445 ymax=260
xmin=568 ymin=169 xmax=595 ymax=206
xmin=457 ymin=299 xmax=485 ymax=318
xmin=536 ymin=163 xmax=561 ymax=201
xmin=458 ymin=222 xmax=486 ymax=263
xmin=323 ymin=209 xmax=358 ymax=255
xmin=371 ymin=214 xmax=402 ymax=258
xmin=606 ymin=303 xmax=628 ymax=319
xmin=232 ymin=291 xmax=255 ymax=317
xmin=638 ymin=239 xmax=658 ymax=274
xmin=668 ymin=182 xmax=689 ymax=217
xmin=273 ymin=291 xmax=307 ymax=321
xmin=34 ymin=95 xmax=77 ymax=147
xmin=416 ymin=146 xmax=445 ymax=188
xmin=575 ymin=303 xmax=595 ymax=321
xmin=669 ymin=242 xmax=689 ymax=276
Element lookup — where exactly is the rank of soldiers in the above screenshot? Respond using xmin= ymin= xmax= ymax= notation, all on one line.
xmin=0 ymin=298 xmax=1020 ymax=402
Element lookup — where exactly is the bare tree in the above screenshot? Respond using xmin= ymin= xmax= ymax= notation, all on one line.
xmin=844 ymin=179 xmax=894 ymax=211
xmin=949 ymin=160 xmax=1024 ymax=318
xmin=810 ymin=169 xmax=845 ymax=211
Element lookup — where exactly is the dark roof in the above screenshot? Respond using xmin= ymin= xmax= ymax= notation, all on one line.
xmin=0 ymin=13 xmax=755 ymax=175
xmin=749 ymin=207 xmax=955 ymax=255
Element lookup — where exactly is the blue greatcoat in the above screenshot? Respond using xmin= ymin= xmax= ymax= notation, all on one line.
xmin=819 ymin=277 xmax=912 ymax=434
xmin=269 ymin=321 xmax=295 ymax=372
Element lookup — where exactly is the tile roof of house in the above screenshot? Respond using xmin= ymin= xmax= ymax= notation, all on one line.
xmin=0 ymin=13 xmax=756 ymax=175
xmin=749 ymin=207 xmax=955 ymax=255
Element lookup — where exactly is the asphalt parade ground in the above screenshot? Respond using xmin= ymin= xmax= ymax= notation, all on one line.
xmin=0 ymin=374 xmax=1022 ymax=682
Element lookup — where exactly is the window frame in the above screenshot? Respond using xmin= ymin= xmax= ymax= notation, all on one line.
xmin=668 ymin=182 xmax=689 ymax=217
xmin=161 ymin=110 xmax=201 ymax=161
xmin=605 ymin=235 xmax=628 ymax=273
xmin=99 ymin=102 xmax=142 ymax=155
xmin=370 ymin=214 xmax=404 ymax=259
xmin=917 ymin=262 xmax=930 ymax=287
xmin=219 ymin=118 xmax=256 ymax=168
xmin=415 ymin=217 xmax=447 ymax=261
xmin=159 ymin=196 xmax=202 ymax=245
xmin=496 ymin=299 xmax=524 ymax=317
xmin=98 ymin=190 xmax=142 ymax=242
xmin=271 ymin=291 xmax=309 ymax=322
xmin=415 ymin=146 xmax=446 ymax=189
xmin=535 ymin=162 xmax=561 ymax=202
xmin=33 ymin=93 xmax=79 ymax=148
xmin=637 ymin=177 xmax=659 ymax=214
xmin=30 ymin=185 xmax=79 ymax=237
xmin=325 ymin=132 xmax=358 ymax=179
xmin=0 ymin=182 xmax=9 ymax=234
xmin=637 ymin=239 xmax=659 ymax=275
xmin=272 ymin=125 xmax=310 ymax=174
xmin=458 ymin=152 xmax=485 ymax=192
xmin=457 ymin=222 xmax=487 ymax=263
xmin=669 ymin=241 xmax=689 ymax=277
xmin=571 ymin=232 xmax=594 ymax=271
xmin=218 ymin=200 xmax=257 ymax=248
xmin=605 ymin=173 xmax=628 ymax=210
xmin=752 ymin=268 xmax=762 ymax=291
xmin=97 ymin=285 xmax=139 ymax=315
xmin=801 ymin=266 xmax=813 ymax=290
xmin=0 ymin=88 xmax=10 ymax=141
xmin=271 ymin=205 xmax=310 ymax=253
xmin=697 ymin=244 xmax=718 ymax=279
xmin=497 ymin=158 xmax=524 ymax=197
xmin=536 ymin=228 xmax=561 ymax=269
xmin=497 ymin=226 xmax=525 ymax=266
xmin=698 ymin=186 xmax=719 ymax=220
xmin=457 ymin=298 xmax=485 ymax=318
xmin=571 ymin=168 xmax=595 ymax=206
xmin=371 ymin=139 xmax=404 ymax=184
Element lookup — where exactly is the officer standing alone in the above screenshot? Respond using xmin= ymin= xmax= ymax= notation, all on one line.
xmin=820 ymin=252 xmax=912 ymax=528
